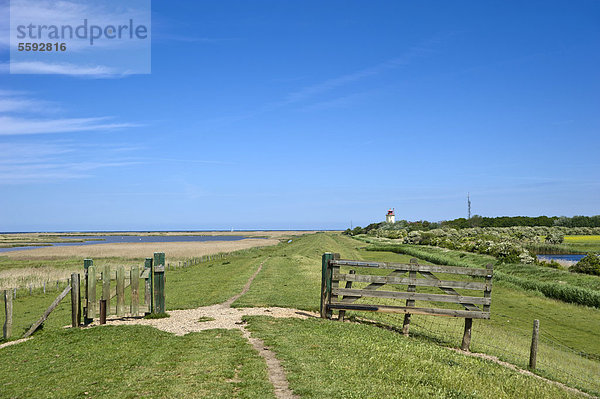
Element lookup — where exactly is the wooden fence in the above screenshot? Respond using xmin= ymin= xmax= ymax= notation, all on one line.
xmin=320 ymin=253 xmax=493 ymax=350
xmin=0 ymin=252 xmax=168 ymax=340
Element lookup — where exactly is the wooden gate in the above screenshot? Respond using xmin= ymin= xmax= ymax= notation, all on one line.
xmin=81 ymin=252 xmax=166 ymax=323
xmin=320 ymin=253 xmax=493 ymax=350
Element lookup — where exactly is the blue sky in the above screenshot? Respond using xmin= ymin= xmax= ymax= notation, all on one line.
xmin=0 ymin=0 xmax=599 ymax=231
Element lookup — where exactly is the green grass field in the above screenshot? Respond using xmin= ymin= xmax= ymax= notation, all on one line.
xmin=1 ymin=232 xmax=598 ymax=398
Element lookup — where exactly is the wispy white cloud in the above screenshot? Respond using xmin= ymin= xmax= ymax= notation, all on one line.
xmin=0 ymin=90 xmax=140 ymax=135
xmin=298 ymin=90 xmax=375 ymax=112
xmin=200 ymin=39 xmax=440 ymax=127
xmin=0 ymin=140 xmax=142 ymax=184
xmin=0 ymin=96 xmax=59 ymax=114
xmin=8 ymin=62 xmax=123 ymax=77
xmin=0 ymin=90 xmax=144 ymax=183
xmin=282 ymin=44 xmax=431 ymax=106
xmin=153 ymin=33 xmax=237 ymax=44
xmin=0 ymin=116 xmax=139 ymax=135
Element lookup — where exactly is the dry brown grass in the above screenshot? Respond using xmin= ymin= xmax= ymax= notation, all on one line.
xmin=0 ymin=267 xmax=74 ymax=291
xmin=3 ymin=238 xmax=280 ymax=261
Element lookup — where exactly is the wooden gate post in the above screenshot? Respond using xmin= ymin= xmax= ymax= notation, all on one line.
xmin=83 ymin=259 xmax=93 ymax=324
xmin=144 ymin=258 xmax=153 ymax=314
xmin=153 ymin=252 xmax=166 ymax=314
xmin=529 ymin=319 xmax=540 ymax=370
xmin=70 ymin=273 xmax=80 ymax=327
xmin=320 ymin=253 xmax=334 ymax=319
xmin=3 ymin=289 xmax=12 ymax=339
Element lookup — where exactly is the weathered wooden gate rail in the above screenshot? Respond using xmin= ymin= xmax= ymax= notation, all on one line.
xmin=320 ymin=253 xmax=493 ymax=351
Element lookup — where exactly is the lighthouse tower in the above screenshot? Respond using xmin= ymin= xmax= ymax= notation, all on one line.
xmin=386 ymin=208 xmax=395 ymax=223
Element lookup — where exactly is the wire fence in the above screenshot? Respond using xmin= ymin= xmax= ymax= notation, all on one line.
xmin=347 ymin=309 xmax=599 ymax=396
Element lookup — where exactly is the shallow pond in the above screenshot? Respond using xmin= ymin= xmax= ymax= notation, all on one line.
xmin=536 ymin=254 xmax=585 ymax=262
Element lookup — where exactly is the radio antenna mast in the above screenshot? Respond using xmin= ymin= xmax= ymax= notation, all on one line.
xmin=467 ymin=193 xmax=471 ymax=220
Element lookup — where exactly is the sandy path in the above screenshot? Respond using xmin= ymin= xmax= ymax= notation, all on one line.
xmin=93 ymin=259 xmax=307 ymax=398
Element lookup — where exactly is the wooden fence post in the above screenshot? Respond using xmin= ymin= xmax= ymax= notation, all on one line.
xmin=402 ymin=258 xmax=418 ymax=336
xmin=320 ymin=253 xmax=334 ymax=319
xmin=116 ymin=266 xmax=125 ymax=316
xmin=461 ymin=318 xmax=473 ymax=351
xmin=87 ymin=265 xmax=96 ymax=319
xmin=83 ymin=259 xmax=93 ymax=324
xmin=3 ymin=290 xmax=12 ymax=339
xmin=144 ymin=258 xmax=153 ymax=314
xmin=71 ymin=273 xmax=80 ymax=327
xmin=529 ymin=319 xmax=540 ymax=370
xmin=131 ymin=266 xmax=139 ymax=316
xmin=153 ymin=252 xmax=166 ymax=313
xmin=99 ymin=300 xmax=107 ymax=325
xmin=102 ymin=265 xmax=110 ymax=316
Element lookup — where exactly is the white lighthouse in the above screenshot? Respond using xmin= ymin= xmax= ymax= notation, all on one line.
xmin=386 ymin=208 xmax=395 ymax=223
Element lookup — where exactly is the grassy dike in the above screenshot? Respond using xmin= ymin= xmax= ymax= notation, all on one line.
xmin=1 ymin=233 xmax=598 ymax=398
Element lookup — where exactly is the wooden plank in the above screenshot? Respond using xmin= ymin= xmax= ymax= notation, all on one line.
xmin=116 ymin=266 xmax=125 ymax=316
xmin=328 ymin=303 xmax=490 ymax=319
xmin=23 ymin=285 xmax=71 ymax=338
xmin=333 ymin=273 xmax=488 ymax=291
xmin=139 ymin=269 xmax=150 ymax=279
xmin=102 ymin=265 xmax=110 ymax=316
xmin=71 ymin=273 xmax=80 ymax=327
xmin=87 ymin=265 xmax=96 ymax=319
xmin=130 ymin=266 xmax=139 ymax=316
xmin=419 ymin=271 xmax=480 ymax=311
xmin=331 ymin=288 xmax=490 ymax=305
xmin=3 ymin=289 xmax=12 ymax=339
xmin=332 ymin=259 xmax=490 ymax=277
